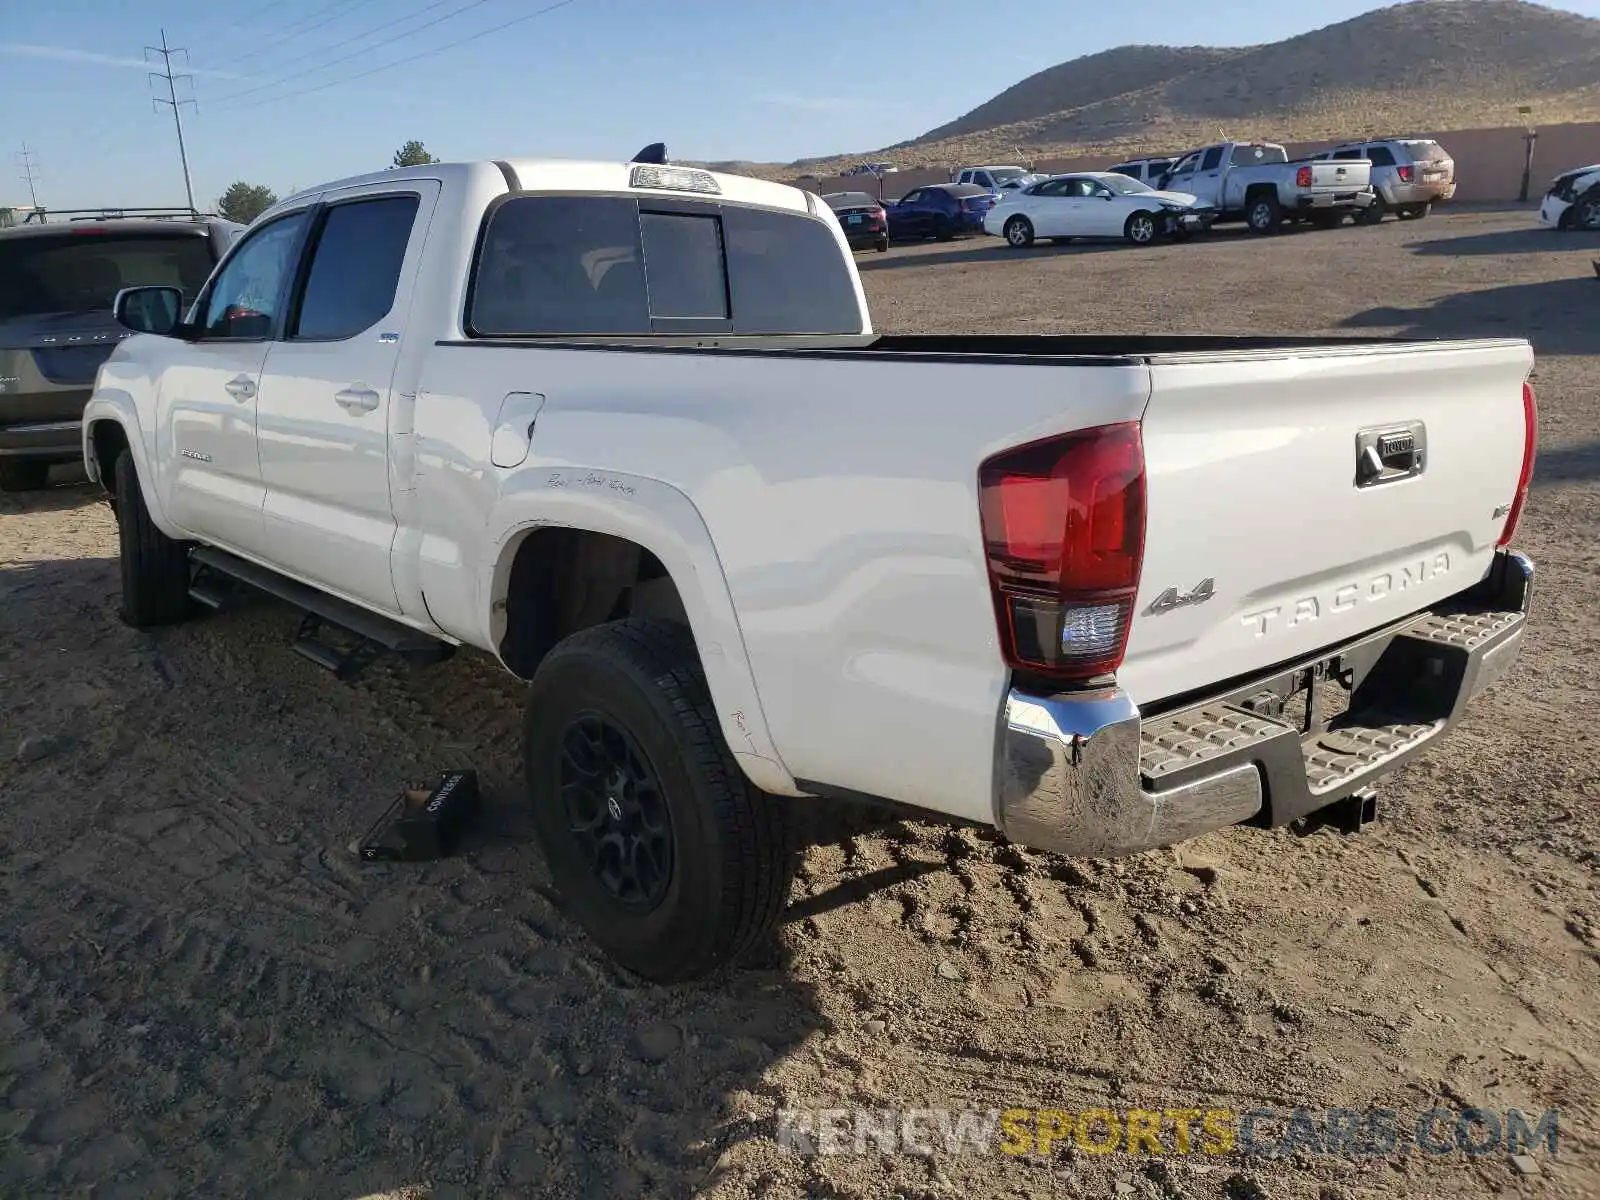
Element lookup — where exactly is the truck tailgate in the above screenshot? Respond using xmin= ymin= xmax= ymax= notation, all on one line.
xmin=1309 ymin=159 xmax=1370 ymax=190
xmin=1120 ymin=339 xmax=1533 ymax=707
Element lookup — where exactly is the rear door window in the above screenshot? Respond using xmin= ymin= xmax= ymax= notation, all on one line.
xmin=1366 ymin=145 xmax=1396 ymax=167
xmin=0 ymin=231 xmax=216 ymax=320
xmin=468 ymin=195 xmax=862 ymax=338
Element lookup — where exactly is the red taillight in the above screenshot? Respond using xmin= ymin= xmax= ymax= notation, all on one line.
xmin=978 ymin=422 xmax=1147 ymax=683
xmin=1296 ymin=166 xmax=1313 ymax=187
xmin=1397 ymin=165 xmax=1414 ymax=183
xmin=1497 ymin=382 xmax=1538 ymax=547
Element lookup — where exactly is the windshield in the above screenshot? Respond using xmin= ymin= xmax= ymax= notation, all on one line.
xmin=1100 ymin=175 xmax=1154 ymax=195
xmin=0 ymin=231 xmax=215 ymax=320
xmin=990 ymin=169 xmax=1027 ymax=184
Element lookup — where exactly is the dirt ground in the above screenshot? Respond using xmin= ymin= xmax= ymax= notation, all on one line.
xmin=2 ymin=209 xmax=1597 ymax=1200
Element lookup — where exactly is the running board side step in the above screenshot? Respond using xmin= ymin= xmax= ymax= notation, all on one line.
xmin=188 ymin=546 xmax=455 ymax=680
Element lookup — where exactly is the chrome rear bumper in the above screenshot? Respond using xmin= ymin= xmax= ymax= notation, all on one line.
xmin=995 ymin=550 xmax=1533 ymax=859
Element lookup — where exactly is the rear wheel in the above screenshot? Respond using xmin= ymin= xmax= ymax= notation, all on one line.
xmin=875 ymin=237 xmax=889 ymax=252
xmin=0 ymin=459 xmax=51 ymax=492
xmin=1003 ymin=215 xmax=1035 ymax=248
xmin=1246 ymin=194 xmax=1283 ymax=234
xmin=113 ymin=449 xmax=193 ymax=628
xmin=1398 ymin=201 xmax=1432 ymax=220
xmin=1124 ymin=211 xmax=1158 ymax=245
xmin=524 ymin=618 xmax=796 ymax=983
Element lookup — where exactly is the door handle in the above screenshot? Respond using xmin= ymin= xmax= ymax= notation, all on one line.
xmin=224 ymin=375 xmax=256 ymax=401
xmin=335 ymin=386 xmax=381 ymax=414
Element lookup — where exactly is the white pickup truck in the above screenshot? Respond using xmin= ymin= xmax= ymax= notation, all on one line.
xmin=84 ymin=155 xmax=1538 ymax=982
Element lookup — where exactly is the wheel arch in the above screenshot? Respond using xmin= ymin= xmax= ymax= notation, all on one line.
xmin=484 ymin=477 xmax=799 ymax=796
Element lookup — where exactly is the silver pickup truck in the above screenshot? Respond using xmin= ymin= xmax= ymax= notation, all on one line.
xmin=1160 ymin=140 xmax=1375 ymax=233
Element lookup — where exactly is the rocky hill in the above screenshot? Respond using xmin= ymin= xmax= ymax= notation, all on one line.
xmin=752 ymin=0 xmax=1600 ymax=179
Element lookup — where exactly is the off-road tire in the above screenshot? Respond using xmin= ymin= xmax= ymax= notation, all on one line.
xmin=0 ymin=459 xmax=51 ymax=492
xmin=524 ymin=618 xmax=795 ymax=983
xmin=113 ymin=449 xmax=193 ymax=628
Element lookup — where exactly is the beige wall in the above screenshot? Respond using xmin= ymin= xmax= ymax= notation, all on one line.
xmin=790 ymin=121 xmax=1600 ymax=204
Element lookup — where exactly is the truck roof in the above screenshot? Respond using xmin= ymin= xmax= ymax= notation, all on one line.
xmin=274 ymin=158 xmax=810 ymax=217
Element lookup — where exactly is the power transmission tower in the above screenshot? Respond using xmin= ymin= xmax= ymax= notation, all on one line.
xmin=146 ymin=29 xmax=198 ymax=214
xmin=16 ymin=142 xmax=41 ymax=209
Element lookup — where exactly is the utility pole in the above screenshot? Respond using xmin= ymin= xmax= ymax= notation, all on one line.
xmin=16 ymin=143 xmax=41 ymax=209
xmin=146 ymin=29 xmax=197 ymax=214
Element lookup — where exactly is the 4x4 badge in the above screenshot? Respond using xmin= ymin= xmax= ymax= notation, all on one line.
xmin=1147 ymin=578 xmax=1216 ymax=615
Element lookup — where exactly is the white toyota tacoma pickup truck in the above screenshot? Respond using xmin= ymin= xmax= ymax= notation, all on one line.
xmin=83 ymin=154 xmax=1538 ymax=982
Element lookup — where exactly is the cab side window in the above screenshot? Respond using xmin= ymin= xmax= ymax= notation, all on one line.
xmin=1201 ymin=147 xmax=1223 ymax=171
xmin=290 ymin=195 xmax=420 ymax=341
xmin=194 ymin=210 xmax=310 ymax=340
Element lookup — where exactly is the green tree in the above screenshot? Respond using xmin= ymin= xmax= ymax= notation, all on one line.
xmin=391 ymin=140 xmax=440 ymax=168
xmin=216 ymin=181 xmax=278 ymax=224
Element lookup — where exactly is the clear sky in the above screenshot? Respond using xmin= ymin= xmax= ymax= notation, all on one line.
xmin=5 ymin=0 xmax=1598 ymax=210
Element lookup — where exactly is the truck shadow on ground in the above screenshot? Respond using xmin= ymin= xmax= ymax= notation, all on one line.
xmin=1342 ymin=276 xmax=1600 ymax=358
xmin=1531 ymin=439 xmax=1600 ymax=490
xmin=0 ymin=554 xmax=982 ymax=1200
xmin=1405 ymin=228 xmax=1600 ymax=256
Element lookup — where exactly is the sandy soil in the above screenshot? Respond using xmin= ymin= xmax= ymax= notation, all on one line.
xmin=1 ymin=209 xmax=1597 ymax=1200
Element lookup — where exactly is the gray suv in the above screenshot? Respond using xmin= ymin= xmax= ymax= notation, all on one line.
xmin=1313 ymin=138 xmax=1456 ymax=224
xmin=0 ymin=211 xmax=243 ymax=490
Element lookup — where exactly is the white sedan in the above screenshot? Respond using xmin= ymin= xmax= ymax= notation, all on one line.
xmin=983 ymin=172 xmax=1216 ymax=248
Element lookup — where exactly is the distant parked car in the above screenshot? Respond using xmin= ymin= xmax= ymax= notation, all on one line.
xmin=1311 ymin=138 xmax=1456 ymax=223
xmin=1108 ymin=157 xmax=1178 ymax=187
xmin=883 ymin=183 xmax=997 ymax=241
xmin=953 ymin=165 xmax=1047 ymax=192
xmin=843 ymin=163 xmax=897 ymax=177
xmin=1539 ymin=162 xmax=1600 ymax=231
xmin=0 ymin=210 xmax=242 ymax=491
xmin=984 ymin=172 xmax=1215 ymax=247
xmin=821 ymin=191 xmax=890 ymax=252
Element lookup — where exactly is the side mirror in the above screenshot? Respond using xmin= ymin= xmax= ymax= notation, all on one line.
xmin=113 ymin=285 xmax=184 ymax=336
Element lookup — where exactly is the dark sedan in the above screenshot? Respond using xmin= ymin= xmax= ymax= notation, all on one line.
xmin=821 ymin=191 xmax=889 ymax=252
xmin=883 ymin=183 xmax=997 ymax=242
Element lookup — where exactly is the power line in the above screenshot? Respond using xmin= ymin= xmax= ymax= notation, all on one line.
xmin=214 ymin=0 xmax=459 ymax=103
xmin=213 ymin=0 xmax=513 ymax=108
xmin=147 ymin=29 xmax=199 ymax=214
xmin=232 ymin=0 xmax=387 ymax=65
xmin=16 ymin=143 xmax=41 ymax=208
xmin=216 ymin=0 xmax=582 ymax=112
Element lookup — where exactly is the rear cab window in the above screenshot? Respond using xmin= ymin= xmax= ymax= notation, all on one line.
xmin=0 ymin=229 xmax=216 ymax=320
xmin=467 ymin=193 xmax=863 ymax=337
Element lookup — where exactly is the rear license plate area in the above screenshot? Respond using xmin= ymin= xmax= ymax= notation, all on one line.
xmin=847 ymin=214 xmax=863 ymax=225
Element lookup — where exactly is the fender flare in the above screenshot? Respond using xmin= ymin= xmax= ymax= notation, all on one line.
xmin=483 ymin=468 xmax=801 ymax=797
xmin=81 ymin=394 xmax=182 ymax=539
